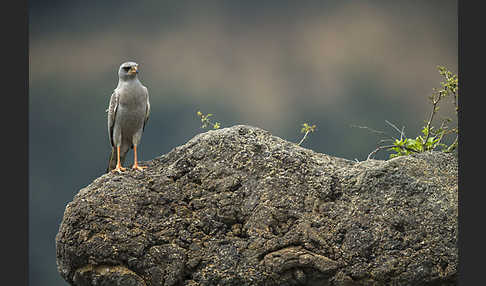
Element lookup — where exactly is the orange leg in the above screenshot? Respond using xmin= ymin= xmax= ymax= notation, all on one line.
xmin=111 ymin=146 xmax=127 ymax=173
xmin=132 ymin=144 xmax=147 ymax=171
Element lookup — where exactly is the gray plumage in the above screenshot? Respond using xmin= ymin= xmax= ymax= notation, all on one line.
xmin=107 ymin=61 xmax=150 ymax=172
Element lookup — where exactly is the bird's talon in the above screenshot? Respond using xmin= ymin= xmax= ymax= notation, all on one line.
xmin=111 ymin=166 xmax=127 ymax=173
xmin=132 ymin=165 xmax=147 ymax=171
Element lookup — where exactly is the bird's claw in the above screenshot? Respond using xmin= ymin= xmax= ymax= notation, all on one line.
xmin=111 ymin=166 xmax=127 ymax=173
xmin=132 ymin=165 xmax=147 ymax=171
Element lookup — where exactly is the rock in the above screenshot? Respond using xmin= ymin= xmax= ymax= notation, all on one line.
xmin=56 ymin=125 xmax=458 ymax=285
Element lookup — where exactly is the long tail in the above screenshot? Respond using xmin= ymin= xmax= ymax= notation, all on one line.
xmin=107 ymin=147 xmax=127 ymax=173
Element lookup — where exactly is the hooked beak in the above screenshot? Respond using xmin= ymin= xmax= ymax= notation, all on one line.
xmin=128 ymin=65 xmax=138 ymax=75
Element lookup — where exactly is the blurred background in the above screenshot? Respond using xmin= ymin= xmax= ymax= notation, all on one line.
xmin=29 ymin=1 xmax=457 ymax=285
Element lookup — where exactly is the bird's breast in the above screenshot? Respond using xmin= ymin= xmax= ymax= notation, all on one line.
xmin=118 ymin=88 xmax=146 ymax=108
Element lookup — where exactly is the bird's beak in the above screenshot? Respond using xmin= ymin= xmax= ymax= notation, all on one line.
xmin=129 ymin=66 xmax=138 ymax=74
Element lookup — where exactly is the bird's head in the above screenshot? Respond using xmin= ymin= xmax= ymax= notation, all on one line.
xmin=118 ymin=61 xmax=139 ymax=80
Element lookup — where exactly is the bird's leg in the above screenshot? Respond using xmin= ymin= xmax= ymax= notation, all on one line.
xmin=132 ymin=144 xmax=147 ymax=171
xmin=112 ymin=145 xmax=127 ymax=173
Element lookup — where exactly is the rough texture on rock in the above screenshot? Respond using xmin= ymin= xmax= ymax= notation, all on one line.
xmin=56 ymin=125 xmax=458 ymax=286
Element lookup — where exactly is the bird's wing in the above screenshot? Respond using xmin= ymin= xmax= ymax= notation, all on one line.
xmin=142 ymin=86 xmax=150 ymax=132
xmin=107 ymin=90 xmax=120 ymax=147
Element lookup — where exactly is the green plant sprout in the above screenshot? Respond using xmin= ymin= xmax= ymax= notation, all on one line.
xmin=366 ymin=65 xmax=458 ymax=160
xmin=197 ymin=111 xmax=221 ymax=129
xmin=297 ymin=123 xmax=317 ymax=146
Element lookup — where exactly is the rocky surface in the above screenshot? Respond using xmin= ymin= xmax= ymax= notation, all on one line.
xmin=56 ymin=125 xmax=458 ymax=285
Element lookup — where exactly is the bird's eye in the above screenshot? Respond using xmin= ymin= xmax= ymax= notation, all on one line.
xmin=122 ymin=66 xmax=131 ymax=72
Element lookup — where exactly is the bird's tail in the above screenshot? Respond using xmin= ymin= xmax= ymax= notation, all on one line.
xmin=107 ymin=147 xmax=116 ymax=173
xmin=107 ymin=147 xmax=127 ymax=173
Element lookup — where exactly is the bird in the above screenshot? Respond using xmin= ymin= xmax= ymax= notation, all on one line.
xmin=106 ymin=61 xmax=150 ymax=173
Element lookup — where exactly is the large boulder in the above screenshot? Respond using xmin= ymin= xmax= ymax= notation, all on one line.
xmin=56 ymin=125 xmax=458 ymax=285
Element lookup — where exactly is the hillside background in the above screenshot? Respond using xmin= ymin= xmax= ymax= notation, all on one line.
xmin=29 ymin=1 xmax=457 ymax=285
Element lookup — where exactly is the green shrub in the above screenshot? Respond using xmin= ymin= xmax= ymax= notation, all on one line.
xmin=367 ymin=66 xmax=458 ymax=159
xmin=197 ymin=111 xmax=221 ymax=130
